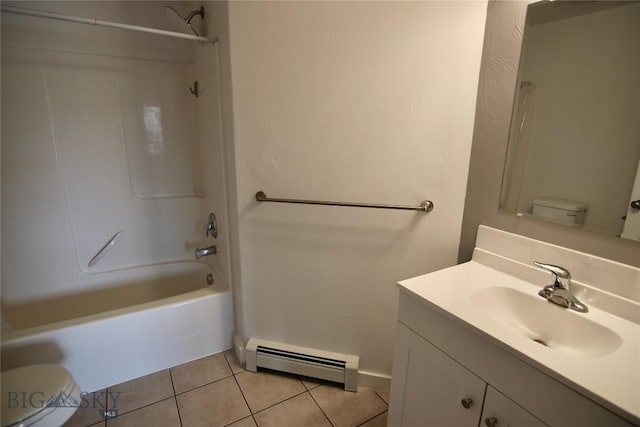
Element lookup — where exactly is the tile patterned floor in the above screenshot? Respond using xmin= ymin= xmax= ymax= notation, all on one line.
xmin=64 ymin=350 xmax=389 ymax=427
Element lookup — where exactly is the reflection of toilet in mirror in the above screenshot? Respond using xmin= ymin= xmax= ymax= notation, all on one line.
xmin=531 ymin=197 xmax=587 ymax=227
xmin=1 ymin=365 xmax=80 ymax=427
xmin=499 ymin=1 xmax=640 ymax=241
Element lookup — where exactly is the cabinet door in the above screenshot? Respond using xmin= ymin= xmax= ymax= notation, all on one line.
xmin=480 ymin=386 xmax=548 ymax=427
xmin=389 ymin=323 xmax=487 ymax=427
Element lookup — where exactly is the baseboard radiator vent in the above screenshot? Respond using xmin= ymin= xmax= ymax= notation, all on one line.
xmin=245 ymin=338 xmax=359 ymax=392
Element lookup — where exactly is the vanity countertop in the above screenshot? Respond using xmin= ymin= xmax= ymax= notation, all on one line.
xmin=399 ymin=258 xmax=640 ymax=425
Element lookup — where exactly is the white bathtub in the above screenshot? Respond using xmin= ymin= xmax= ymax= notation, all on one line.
xmin=1 ymin=262 xmax=233 ymax=392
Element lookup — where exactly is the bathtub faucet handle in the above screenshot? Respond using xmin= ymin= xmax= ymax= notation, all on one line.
xmin=206 ymin=212 xmax=218 ymax=238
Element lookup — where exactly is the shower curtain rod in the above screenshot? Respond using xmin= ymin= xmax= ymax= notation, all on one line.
xmin=1 ymin=5 xmax=218 ymax=44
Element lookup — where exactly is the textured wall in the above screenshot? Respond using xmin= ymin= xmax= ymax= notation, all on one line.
xmin=225 ymin=1 xmax=487 ymax=376
xmin=459 ymin=1 xmax=640 ymax=267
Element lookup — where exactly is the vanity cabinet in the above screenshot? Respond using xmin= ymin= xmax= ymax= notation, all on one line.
xmin=389 ymin=322 xmax=485 ymax=426
xmin=389 ymin=323 xmax=545 ymax=427
xmin=388 ymin=291 xmax=635 ymax=427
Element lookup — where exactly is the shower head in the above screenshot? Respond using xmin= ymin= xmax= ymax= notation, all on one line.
xmin=165 ymin=5 xmax=204 ymax=36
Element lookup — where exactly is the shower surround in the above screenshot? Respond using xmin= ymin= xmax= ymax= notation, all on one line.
xmin=1 ymin=1 xmax=232 ymax=390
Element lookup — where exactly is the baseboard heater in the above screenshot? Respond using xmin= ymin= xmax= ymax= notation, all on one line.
xmin=245 ymin=338 xmax=359 ymax=392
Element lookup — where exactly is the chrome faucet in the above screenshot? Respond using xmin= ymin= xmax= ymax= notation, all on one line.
xmin=534 ymin=261 xmax=588 ymax=313
xmin=195 ymin=245 xmax=217 ymax=259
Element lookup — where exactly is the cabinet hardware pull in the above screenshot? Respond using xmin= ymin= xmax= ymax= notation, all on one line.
xmin=461 ymin=398 xmax=473 ymax=409
xmin=485 ymin=417 xmax=498 ymax=427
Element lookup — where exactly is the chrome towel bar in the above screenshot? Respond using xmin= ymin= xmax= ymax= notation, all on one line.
xmin=255 ymin=191 xmax=434 ymax=213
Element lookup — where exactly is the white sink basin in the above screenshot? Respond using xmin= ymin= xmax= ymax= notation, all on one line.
xmin=398 ymin=227 xmax=640 ymax=423
xmin=398 ymin=259 xmax=640 ymax=424
xmin=468 ymin=286 xmax=622 ymax=358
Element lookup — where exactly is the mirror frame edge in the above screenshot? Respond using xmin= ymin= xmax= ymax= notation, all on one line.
xmin=458 ymin=0 xmax=640 ymax=267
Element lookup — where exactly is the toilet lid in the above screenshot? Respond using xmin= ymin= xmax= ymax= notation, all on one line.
xmin=1 ymin=365 xmax=78 ymax=427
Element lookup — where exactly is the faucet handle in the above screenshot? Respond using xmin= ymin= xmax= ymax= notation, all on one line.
xmin=534 ymin=261 xmax=572 ymax=291
xmin=534 ymin=261 xmax=587 ymax=313
xmin=206 ymin=212 xmax=218 ymax=238
xmin=533 ymin=261 xmax=571 ymax=280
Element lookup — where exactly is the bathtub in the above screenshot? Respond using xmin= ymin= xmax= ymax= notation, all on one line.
xmin=1 ymin=262 xmax=233 ymax=392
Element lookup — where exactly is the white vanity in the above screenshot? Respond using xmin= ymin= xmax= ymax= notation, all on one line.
xmin=388 ymin=226 xmax=640 ymax=427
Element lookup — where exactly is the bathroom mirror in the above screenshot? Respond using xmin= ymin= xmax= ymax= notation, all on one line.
xmin=499 ymin=1 xmax=640 ymax=242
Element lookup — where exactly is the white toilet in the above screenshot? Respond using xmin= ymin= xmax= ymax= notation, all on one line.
xmin=1 ymin=365 xmax=81 ymax=427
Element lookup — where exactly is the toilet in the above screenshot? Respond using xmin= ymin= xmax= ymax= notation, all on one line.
xmin=532 ymin=197 xmax=587 ymax=227
xmin=1 ymin=365 xmax=80 ymax=427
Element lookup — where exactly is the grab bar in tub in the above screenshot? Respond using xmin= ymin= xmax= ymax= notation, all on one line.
xmin=88 ymin=230 xmax=123 ymax=268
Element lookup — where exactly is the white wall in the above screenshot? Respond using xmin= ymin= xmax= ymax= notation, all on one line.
xmin=1 ymin=2 xmax=230 ymax=304
xmin=225 ymin=1 xmax=487 ymax=377
xmin=516 ymin=4 xmax=640 ymax=236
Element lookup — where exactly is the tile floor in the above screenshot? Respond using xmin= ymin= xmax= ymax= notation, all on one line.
xmin=64 ymin=350 xmax=389 ymax=427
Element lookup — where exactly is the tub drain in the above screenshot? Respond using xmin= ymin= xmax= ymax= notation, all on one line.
xmin=206 ymin=273 xmax=214 ymax=285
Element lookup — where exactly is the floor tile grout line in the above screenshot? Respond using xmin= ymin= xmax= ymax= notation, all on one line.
xmin=171 ymin=371 xmax=235 ymax=397
xmin=222 ymin=350 xmax=254 ymax=426
xmin=222 ymin=414 xmax=255 ymax=427
xmin=373 ymin=390 xmax=389 ymax=406
xmin=103 ymin=387 xmax=109 ymax=427
xmin=222 ymin=349 xmax=234 ymax=372
xmin=232 ymin=366 xmax=324 ymax=423
xmin=355 ymin=409 xmax=388 ymax=427
xmin=301 ymin=381 xmax=322 ymax=391
xmin=168 ymin=369 xmax=178 ymax=396
xmin=168 ymin=369 xmax=184 ymax=427
xmin=173 ymin=396 xmax=184 ymax=427
xmin=223 ymin=349 xmax=245 ymax=375
xmin=307 ymin=388 xmax=335 ymax=427
xmin=231 ymin=371 xmax=258 ymax=425
xmin=249 ymin=387 xmax=310 ymax=416
xmin=103 ymin=396 xmax=177 ymax=423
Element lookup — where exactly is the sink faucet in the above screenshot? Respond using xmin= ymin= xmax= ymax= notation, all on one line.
xmin=533 ymin=261 xmax=588 ymax=313
xmin=195 ymin=245 xmax=217 ymax=259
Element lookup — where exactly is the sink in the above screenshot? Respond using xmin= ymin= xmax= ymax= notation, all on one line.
xmin=398 ymin=231 xmax=640 ymax=423
xmin=469 ymin=286 xmax=622 ymax=358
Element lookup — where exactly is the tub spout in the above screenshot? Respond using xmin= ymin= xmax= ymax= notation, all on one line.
xmin=195 ymin=245 xmax=217 ymax=259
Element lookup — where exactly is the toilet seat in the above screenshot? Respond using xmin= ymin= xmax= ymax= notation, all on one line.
xmin=1 ymin=365 xmax=81 ymax=427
